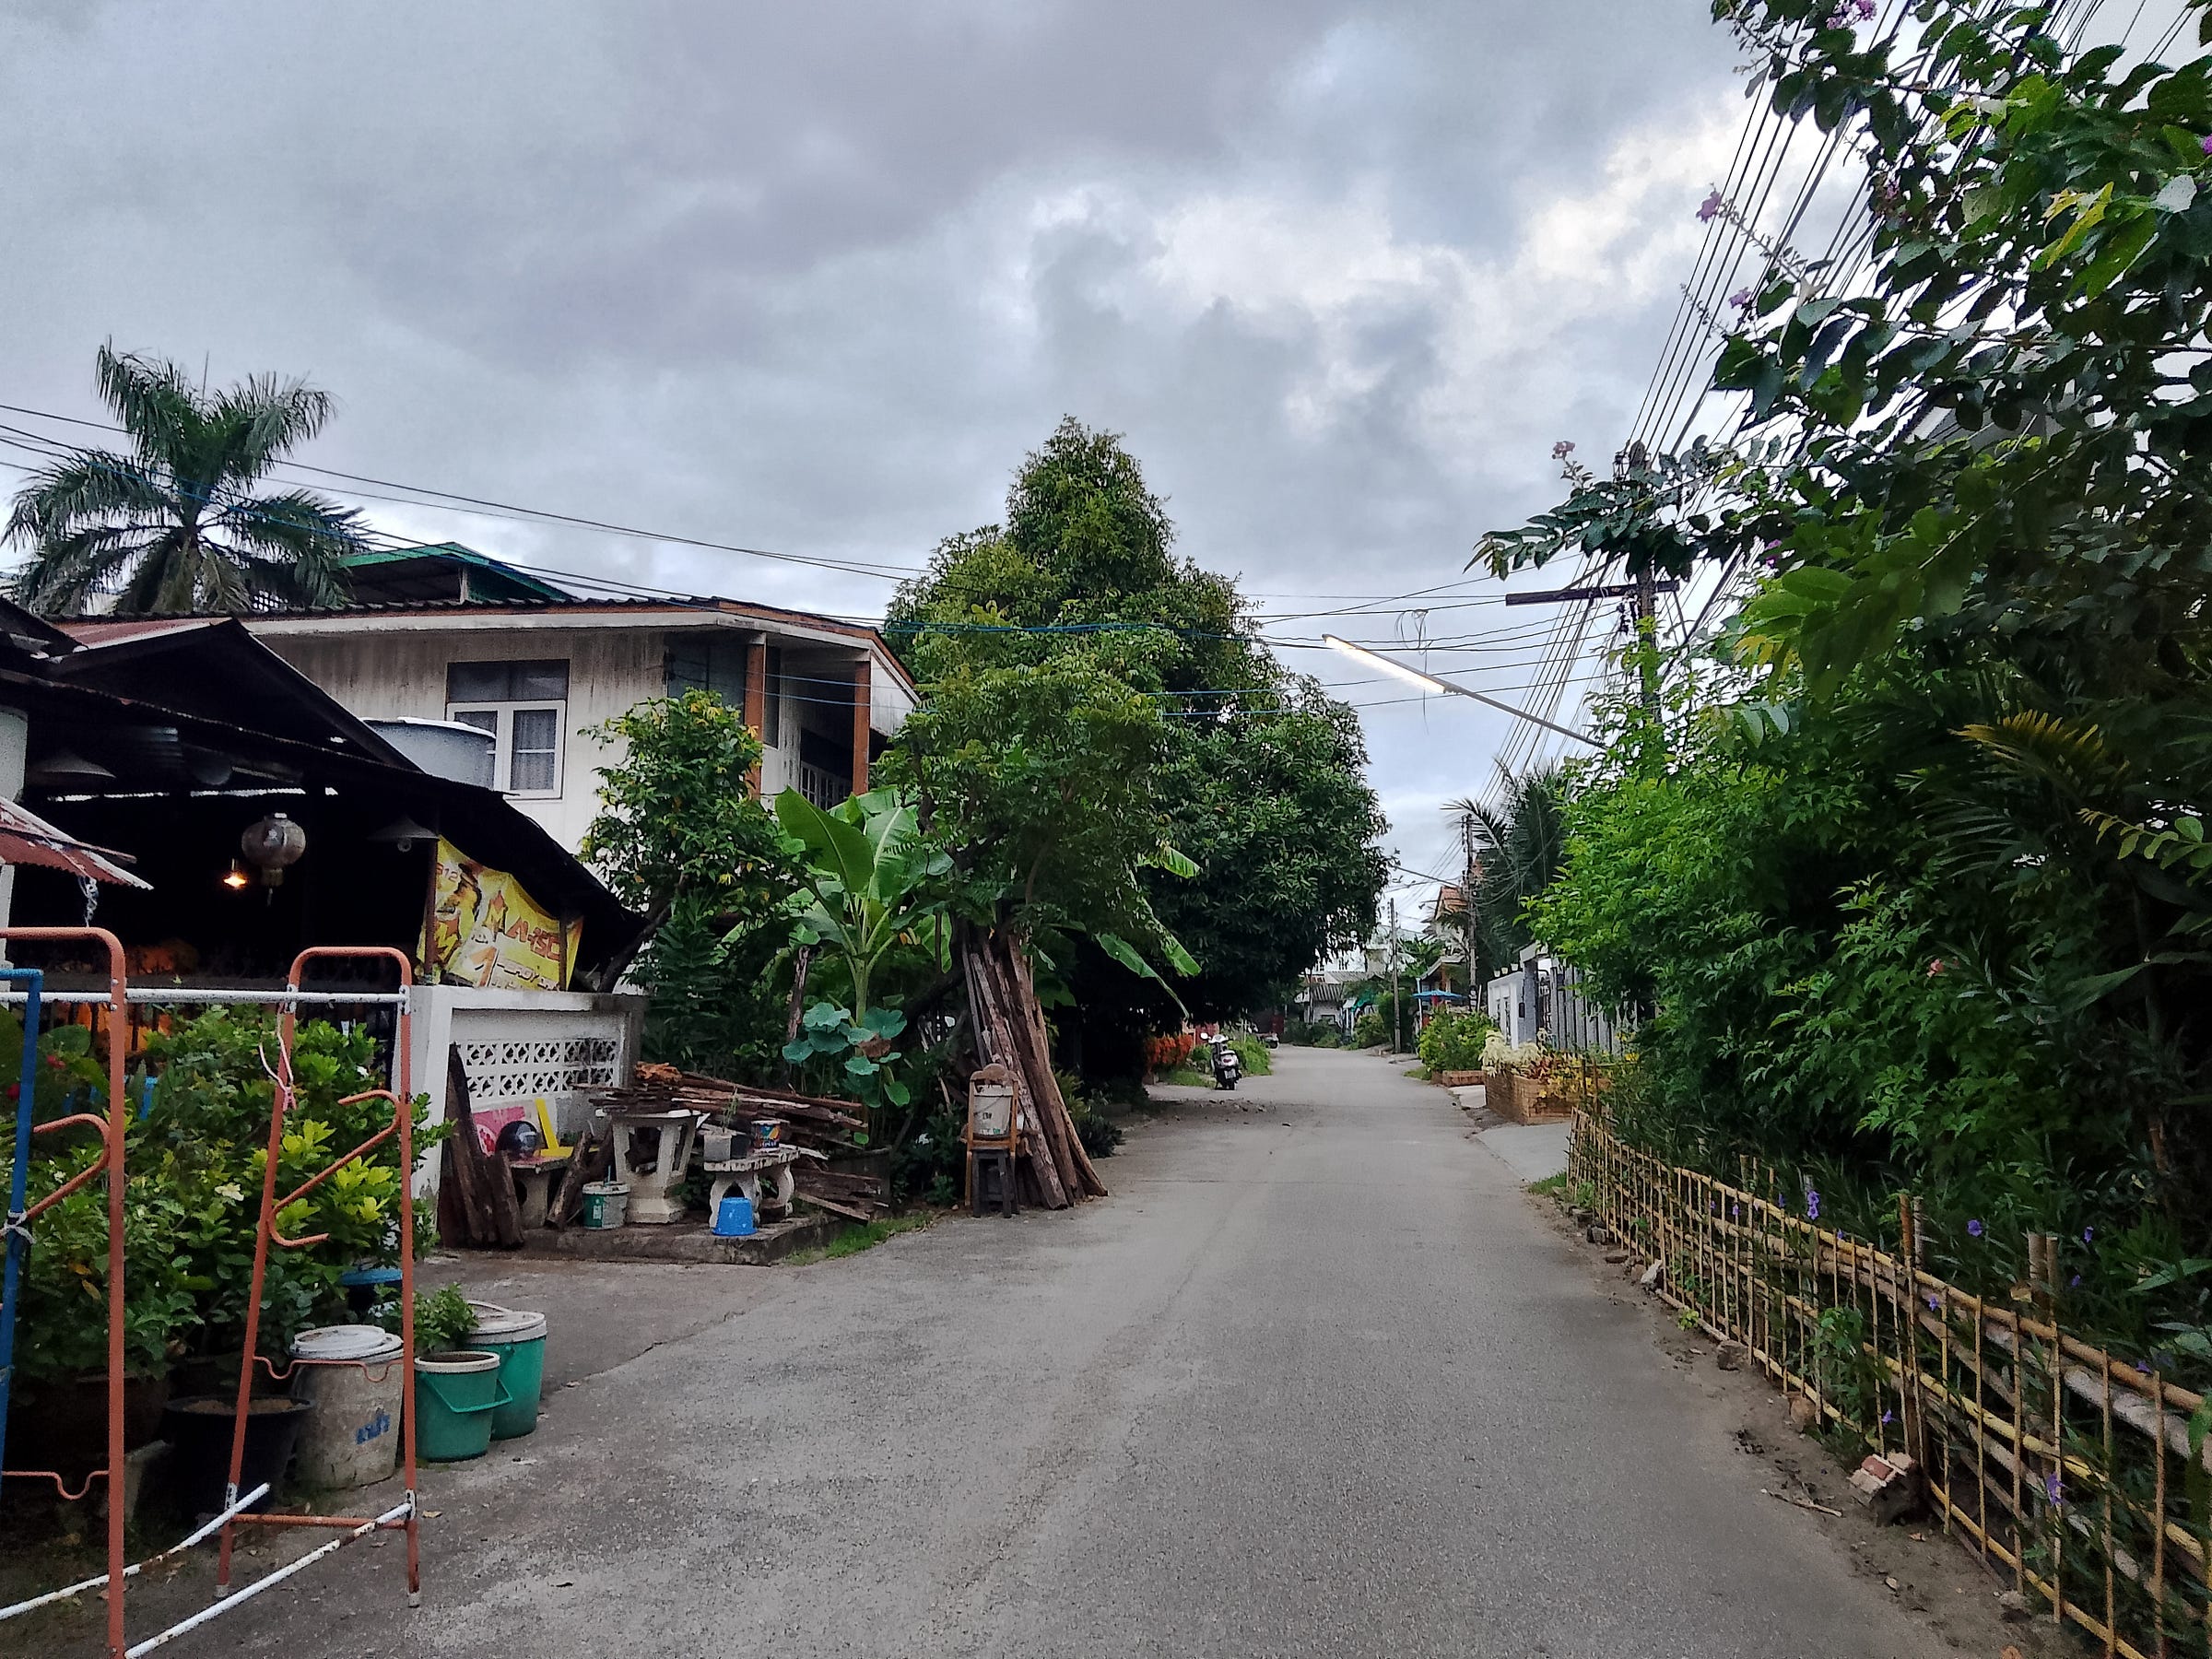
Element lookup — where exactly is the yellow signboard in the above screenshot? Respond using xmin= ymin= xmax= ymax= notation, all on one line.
xmin=420 ymin=838 xmax=579 ymax=991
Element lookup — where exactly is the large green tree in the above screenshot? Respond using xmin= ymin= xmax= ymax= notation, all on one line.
xmin=6 ymin=345 xmax=369 ymax=615
xmin=886 ymin=418 xmax=1386 ymax=1041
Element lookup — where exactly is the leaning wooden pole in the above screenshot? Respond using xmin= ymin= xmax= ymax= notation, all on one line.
xmin=959 ymin=928 xmax=1103 ymax=1208
xmin=1005 ymin=942 xmax=1107 ymax=1197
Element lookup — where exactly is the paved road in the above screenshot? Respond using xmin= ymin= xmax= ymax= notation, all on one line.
xmin=19 ymin=1045 xmax=1949 ymax=1658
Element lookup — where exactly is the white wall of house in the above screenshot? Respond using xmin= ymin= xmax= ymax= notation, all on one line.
xmin=406 ymin=982 xmax=645 ymax=1195
xmin=270 ymin=626 xmax=655 ymax=851
xmin=254 ymin=611 xmax=917 ymax=855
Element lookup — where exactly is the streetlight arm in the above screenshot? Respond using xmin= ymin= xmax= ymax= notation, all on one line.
xmin=1323 ymin=636 xmax=1604 ymax=748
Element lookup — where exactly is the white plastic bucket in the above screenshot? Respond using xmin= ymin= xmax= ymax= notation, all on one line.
xmin=288 ymin=1324 xmax=405 ymax=1490
xmin=582 ymin=1181 xmax=629 ymax=1229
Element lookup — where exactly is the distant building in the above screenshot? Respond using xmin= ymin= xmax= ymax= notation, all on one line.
xmin=244 ymin=544 xmax=920 ymax=854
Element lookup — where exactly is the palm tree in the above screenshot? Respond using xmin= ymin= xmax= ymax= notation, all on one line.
xmin=6 ymin=345 xmax=366 ymax=616
xmin=1448 ymin=764 xmax=1569 ymax=987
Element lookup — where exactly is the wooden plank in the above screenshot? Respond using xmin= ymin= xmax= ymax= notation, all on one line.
xmin=794 ymin=1191 xmax=874 ymax=1222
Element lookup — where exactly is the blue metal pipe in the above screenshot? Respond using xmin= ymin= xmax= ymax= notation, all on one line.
xmin=0 ymin=967 xmax=46 ymax=1509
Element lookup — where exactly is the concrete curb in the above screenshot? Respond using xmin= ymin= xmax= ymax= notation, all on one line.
xmin=519 ymin=1213 xmax=838 ymax=1265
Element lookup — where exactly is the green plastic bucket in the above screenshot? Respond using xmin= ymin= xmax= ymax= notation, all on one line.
xmin=412 ymin=1351 xmax=506 ymax=1463
xmin=465 ymin=1302 xmax=547 ymax=1441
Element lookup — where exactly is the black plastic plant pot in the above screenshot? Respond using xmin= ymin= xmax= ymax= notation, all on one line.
xmin=161 ymin=1394 xmax=314 ymax=1516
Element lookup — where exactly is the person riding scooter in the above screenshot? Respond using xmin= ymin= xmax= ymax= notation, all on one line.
xmin=1212 ymin=1036 xmax=1241 ymax=1090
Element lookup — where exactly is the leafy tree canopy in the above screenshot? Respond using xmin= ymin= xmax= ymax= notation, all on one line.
xmin=885 ymin=417 xmax=1385 ymax=1026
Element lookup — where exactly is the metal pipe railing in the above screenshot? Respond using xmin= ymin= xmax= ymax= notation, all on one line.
xmin=215 ymin=946 xmax=420 ymax=1607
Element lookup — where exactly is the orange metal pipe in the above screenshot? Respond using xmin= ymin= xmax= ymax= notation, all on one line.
xmin=214 ymin=948 xmax=417 ymax=1607
xmin=229 ymin=1511 xmax=411 ymax=1529
xmin=16 ymin=1147 xmax=109 ymax=1223
xmin=265 ymin=1100 xmax=401 ymax=1249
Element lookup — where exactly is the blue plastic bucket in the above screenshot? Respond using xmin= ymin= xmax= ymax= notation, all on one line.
xmin=712 ymin=1194 xmax=756 ymax=1237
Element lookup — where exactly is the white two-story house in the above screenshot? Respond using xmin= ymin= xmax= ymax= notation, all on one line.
xmin=245 ymin=544 xmax=920 ymax=854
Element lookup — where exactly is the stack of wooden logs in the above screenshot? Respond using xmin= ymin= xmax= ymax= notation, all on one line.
xmin=596 ymin=1064 xmax=868 ymax=1156
xmin=556 ymin=1065 xmax=887 ymax=1225
xmin=961 ymin=929 xmax=1106 ymax=1209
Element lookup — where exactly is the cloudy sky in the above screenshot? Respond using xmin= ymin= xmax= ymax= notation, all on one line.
xmin=0 ymin=0 xmax=1747 ymax=899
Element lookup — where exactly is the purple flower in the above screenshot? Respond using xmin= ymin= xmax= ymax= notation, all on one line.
xmin=1968 ymin=1218 xmax=1983 ymax=1237
xmin=1826 ymin=7 xmax=1851 ymax=27
xmin=2043 ymin=1472 xmax=2063 ymax=1507
xmin=1551 ymin=440 xmax=1575 ymax=460
xmin=2201 ymin=133 xmax=2212 ymax=156
xmin=1729 ymin=287 xmax=1754 ymax=308
xmin=1806 ymin=1190 xmax=1821 ymax=1220
xmin=1697 ymin=190 xmax=1724 ymax=223
xmin=1854 ymin=0 xmax=1877 ymax=15
xmin=1881 ymin=1409 xmax=1895 ymax=1425
xmin=2082 ymin=1227 xmax=2093 ymax=1244
xmin=2136 ymin=1360 xmax=2152 ymax=1374
xmin=2070 ymin=1274 xmax=2081 ymax=1288
xmin=1925 ymin=1293 xmax=1941 ymax=1312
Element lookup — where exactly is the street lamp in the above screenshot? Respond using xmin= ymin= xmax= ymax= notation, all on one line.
xmin=1322 ymin=635 xmax=1603 ymax=748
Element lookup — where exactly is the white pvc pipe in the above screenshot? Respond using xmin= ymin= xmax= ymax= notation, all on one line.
xmin=0 ymin=989 xmax=407 ymax=1006
xmin=123 ymin=1498 xmax=412 ymax=1657
xmin=0 ymin=1484 xmax=271 ymax=1621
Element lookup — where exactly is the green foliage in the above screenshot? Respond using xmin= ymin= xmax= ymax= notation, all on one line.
xmin=410 ymin=1282 xmax=478 ymax=1355
xmin=1349 ymin=1007 xmax=1391 ymax=1050
xmin=6 ymin=344 xmax=367 ymax=615
xmin=1450 ymin=769 xmax=1569 ymax=985
xmin=799 ymin=1213 xmax=934 ymax=1263
xmin=780 ymin=999 xmax=903 ymax=1128
xmin=1477 ymin=4 xmax=2212 ymax=1374
xmin=774 ymin=786 xmax=950 ymax=1021
xmin=583 ymin=691 xmax=800 ymax=1079
xmin=884 ymin=418 xmax=1384 ymax=1050
xmin=1418 ymin=1007 xmax=1496 ymax=1076
xmin=6 ymin=1006 xmax=437 ymax=1384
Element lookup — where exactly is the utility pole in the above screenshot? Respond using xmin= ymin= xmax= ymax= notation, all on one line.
xmin=1460 ymin=810 xmax=1478 ymax=1006
xmin=1388 ymin=898 xmax=1402 ymax=1055
xmin=1500 ymin=441 xmax=1677 ymax=732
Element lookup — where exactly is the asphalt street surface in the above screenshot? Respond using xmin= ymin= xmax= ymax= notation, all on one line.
xmin=16 ymin=1044 xmax=1951 ymax=1658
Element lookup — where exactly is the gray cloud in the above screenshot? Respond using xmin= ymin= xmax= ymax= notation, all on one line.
xmin=0 ymin=0 xmax=1747 ymax=887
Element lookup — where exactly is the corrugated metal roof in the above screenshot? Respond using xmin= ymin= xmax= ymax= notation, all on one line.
xmin=61 ymin=618 xmax=226 ymax=645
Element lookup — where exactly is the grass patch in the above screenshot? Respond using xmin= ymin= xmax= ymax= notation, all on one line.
xmin=1527 ymin=1171 xmax=1570 ymax=1198
xmin=1403 ymin=1065 xmax=1427 ymax=1078
xmin=791 ymin=1211 xmax=933 ymax=1265
xmin=1159 ymin=1065 xmax=1217 ymax=1088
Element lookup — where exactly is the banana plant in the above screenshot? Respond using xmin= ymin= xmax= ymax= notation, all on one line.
xmin=773 ymin=787 xmax=951 ymax=1115
xmin=773 ymin=786 xmax=949 ymax=1020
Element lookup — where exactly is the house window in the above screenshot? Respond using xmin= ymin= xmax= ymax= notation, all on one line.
xmin=447 ymin=659 xmax=570 ymax=798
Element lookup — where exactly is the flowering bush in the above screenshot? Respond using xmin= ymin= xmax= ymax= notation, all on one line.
xmin=1144 ymin=1031 xmax=1197 ymax=1075
xmin=1481 ymin=1033 xmax=1546 ymax=1074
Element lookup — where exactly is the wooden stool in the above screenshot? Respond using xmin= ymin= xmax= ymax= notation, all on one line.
xmin=969 ymin=1146 xmax=1018 ymax=1217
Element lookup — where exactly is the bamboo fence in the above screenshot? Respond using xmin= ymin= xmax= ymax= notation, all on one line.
xmin=1570 ymin=1112 xmax=2212 ymax=1657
